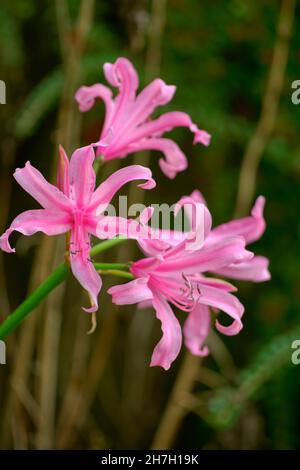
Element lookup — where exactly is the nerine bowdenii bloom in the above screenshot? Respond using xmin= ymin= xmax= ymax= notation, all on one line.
xmin=108 ymin=193 xmax=270 ymax=370
xmin=75 ymin=57 xmax=211 ymax=179
xmin=0 ymin=145 xmax=155 ymax=312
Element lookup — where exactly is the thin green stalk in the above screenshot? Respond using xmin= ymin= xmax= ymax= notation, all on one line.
xmin=93 ymin=262 xmax=129 ymax=271
xmin=97 ymin=269 xmax=134 ymax=280
xmin=90 ymin=237 xmax=126 ymax=257
xmin=0 ymin=238 xmax=127 ymax=340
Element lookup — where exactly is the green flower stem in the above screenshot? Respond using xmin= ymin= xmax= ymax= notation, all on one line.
xmin=0 ymin=238 xmax=127 ymax=340
xmin=96 ymin=269 xmax=134 ymax=280
xmin=90 ymin=237 xmax=126 ymax=257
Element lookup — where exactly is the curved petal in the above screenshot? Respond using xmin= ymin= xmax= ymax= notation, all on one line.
xmin=183 ymin=304 xmax=210 ymax=357
xmin=174 ymin=199 xmax=212 ymax=244
xmin=57 ymin=145 xmax=70 ymax=197
xmin=108 ymin=277 xmax=153 ymax=305
xmin=150 ymin=291 xmax=182 ymax=370
xmin=122 ymin=138 xmax=187 ymax=179
xmin=0 ymin=210 xmax=71 ymax=253
xmin=197 ymin=283 xmax=244 ymax=336
xmin=123 ymin=111 xmax=211 ymax=147
xmin=159 ymin=236 xmax=253 ymax=274
xmin=215 ymin=256 xmax=271 ymax=282
xmin=103 ymin=57 xmax=139 ymax=127
xmin=104 ymin=57 xmax=139 ymax=90
xmin=75 ymin=84 xmax=114 ymax=135
xmin=89 ymin=165 xmax=155 ymax=213
xmin=69 ymin=145 xmax=95 ymax=208
xmin=69 ymin=226 xmax=101 ymax=312
xmin=14 ymin=162 xmax=70 ymax=211
xmin=176 ymin=191 xmax=207 ymax=227
xmin=209 ymin=196 xmax=266 ymax=245
xmin=112 ymin=79 xmax=176 ymax=141
xmin=93 ymin=216 xmax=151 ymax=241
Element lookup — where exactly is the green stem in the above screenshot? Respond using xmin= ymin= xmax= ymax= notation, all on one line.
xmin=93 ymin=262 xmax=129 ymax=271
xmin=90 ymin=237 xmax=126 ymax=257
xmin=0 ymin=238 xmax=127 ymax=340
xmin=97 ymin=269 xmax=134 ymax=280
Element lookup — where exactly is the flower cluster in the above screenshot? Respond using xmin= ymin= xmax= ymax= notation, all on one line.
xmin=0 ymin=57 xmax=269 ymax=369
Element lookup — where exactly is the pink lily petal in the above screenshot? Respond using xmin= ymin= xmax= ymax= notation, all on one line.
xmin=159 ymin=236 xmax=253 ymax=274
xmin=183 ymin=304 xmax=210 ymax=357
xmin=174 ymin=199 xmax=212 ymax=244
xmin=209 ymin=196 xmax=266 ymax=245
xmin=150 ymin=291 xmax=182 ymax=370
xmin=14 ymin=162 xmax=70 ymax=211
xmin=69 ymin=145 xmax=95 ymax=208
xmin=197 ymin=283 xmax=244 ymax=336
xmin=75 ymin=84 xmax=114 ymax=138
xmin=89 ymin=165 xmax=155 ymax=213
xmin=57 ymin=145 xmax=70 ymax=197
xmin=108 ymin=277 xmax=153 ymax=305
xmin=190 ymin=275 xmax=237 ymax=292
xmin=69 ymin=225 xmax=101 ymax=313
xmin=103 ymin=58 xmax=139 ymax=127
xmin=215 ymin=256 xmax=271 ymax=282
xmin=94 ymin=216 xmax=150 ymax=240
xmin=75 ymin=83 xmax=113 ymax=113
xmin=0 ymin=210 xmax=71 ymax=253
xmin=176 ymin=191 xmax=207 ymax=226
xmin=111 ymin=79 xmax=176 ymax=142
xmin=122 ymin=111 xmax=210 ymax=148
xmin=125 ymin=138 xmax=187 ymax=179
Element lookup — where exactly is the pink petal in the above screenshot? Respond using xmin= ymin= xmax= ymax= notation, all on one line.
xmin=94 ymin=216 xmax=151 ymax=240
xmin=197 ymin=283 xmax=244 ymax=336
xmin=123 ymin=138 xmax=187 ymax=179
xmin=122 ymin=111 xmax=210 ymax=147
xmin=0 ymin=210 xmax=71 ymax=253
xmin=69 ymin=145 xmax=95 ymax=207
xmin=150 ymin=291 xmax=182 ymax=370
xmin=209 ymin=196 xmax=266 ymax=245
xmin=108 ymin=277 xmax=153 ymax=305
xmin=174 ymin=199 xmax=212 ymax=244
xmin=183 ymin=304 xmax=210 ymax=357
xmin=89 ymin=165 xmax=155 ymax=213
xmin=57 ymin=145 xmax=70 ymax=197
xmin=69 ymin=225 xmax=101 ymax=313
xmin=104 ymin=57 xmax=139 ymax=90
xmin=159 ymin=236 xmax=253 ymax=274
xmin=190 ymin=275 xmax=237 ymax=292
xmin=215 ymin=256 xmax=271 ymax=282
xmin=103 ymin=58 xmax=139 ymax=127
xmin=14 ymin=162 xmax=70 ymax=211
xmin=111 ymin=79 xmax=176 ymax=141
xmin=75 ymin=84 xmax=114 ymax=136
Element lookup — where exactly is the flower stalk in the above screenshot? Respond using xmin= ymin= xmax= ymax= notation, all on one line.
xmin=0 ymin=238 xmax=127 ymax=340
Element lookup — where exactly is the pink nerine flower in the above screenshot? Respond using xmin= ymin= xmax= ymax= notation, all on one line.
xmin=178 ymin=191 xmax=271 ymax=283
xmin=108 ymin=195 xmax=270 ymax=370
xmin=0 ymin=145 xmax=155 ymax=312
xmin=75 ymin=57 xmax=211 ymax=179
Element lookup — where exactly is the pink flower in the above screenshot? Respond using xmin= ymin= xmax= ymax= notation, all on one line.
xmin=108 ymin=219 xmax=252 ymax=370
xmin=179 ymin=191 xmax=271 ymax=283
xmin=75 ymin=57 xmax=211 ymax=179
xmin=108 ymin=194 xmax=270 ymax=370
xmin=0 ymin=145 xmax=155 ymax=312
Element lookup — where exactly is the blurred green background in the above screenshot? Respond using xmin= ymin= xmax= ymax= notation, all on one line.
xmin=0 ymin=0 xmax=300 ymax=450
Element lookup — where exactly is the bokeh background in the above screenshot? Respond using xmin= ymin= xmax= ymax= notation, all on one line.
xmin=0 ymin=0 xmax=300 ymax=450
